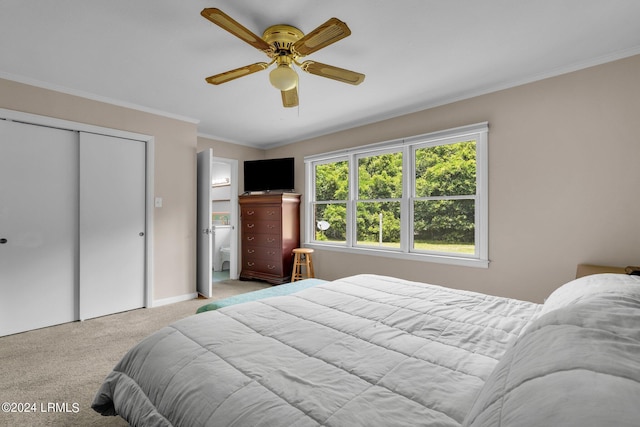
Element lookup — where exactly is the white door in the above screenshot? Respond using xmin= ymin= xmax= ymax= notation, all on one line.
xmin=0 ymin=120 xmax=78 ymax=336
xmin=79 ymin=132 xmax=146 ymax=320
xmin=197 ymin=149 xmax=213 ymax=297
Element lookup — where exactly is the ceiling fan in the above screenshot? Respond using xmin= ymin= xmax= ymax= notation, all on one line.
xmin=200 ymin=8 xmax=365 ymax=108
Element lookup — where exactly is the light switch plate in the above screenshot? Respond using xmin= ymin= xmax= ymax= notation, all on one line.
xmin=155 ymin=197 xmax=163 ymax=208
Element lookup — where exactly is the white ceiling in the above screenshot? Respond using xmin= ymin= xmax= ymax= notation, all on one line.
xmin=2 ymin=1 xmax=640 ymax=148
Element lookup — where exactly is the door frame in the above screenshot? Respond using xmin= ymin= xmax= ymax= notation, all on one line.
xmin=0 ymin=108 xmax=155 ymax=309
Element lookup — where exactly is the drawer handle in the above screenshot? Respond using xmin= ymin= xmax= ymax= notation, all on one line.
xmin=267 ymin=238 xmax=275 ymax=243
xmin=247 ymin=262 xmax=255 ymax=267
xmin=267 ymin=251 xmax=275 ymax=255
xmin=247 ymin=236 xmax=255 ymax=241
xmin=247 ymin=223 xmax=255 ymax=228
xmin=267 ymin=211 xmax=275 ymax=216
xmin=267 ymin=265 xmax=276 ymax=270
xmin=247 ymin=249 xmax=255 ymax=254
xmin=267 ymin=224 xmax=275 ymax=229
xmin=247 ymin=210 xmax=255 ymax=215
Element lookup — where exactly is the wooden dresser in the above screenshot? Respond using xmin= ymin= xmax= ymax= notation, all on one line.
xmin=239 ymin=193 xmax=301 ymax=284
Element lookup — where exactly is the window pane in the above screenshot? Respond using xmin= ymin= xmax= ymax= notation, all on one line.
xmin=358 ymin=152 xmax=402 ymax=199
xmin=415 ymin=141 xmax=476 ymax=197
xmin=315 ymin=161 xmax=348 ymax=201
xmin=314 ymin=203 xmax=346 ymax=243
xmin=356 ymin=201 xmax=401 ymax=248
xmin=413 ymin=199 xmax=475 ymax=254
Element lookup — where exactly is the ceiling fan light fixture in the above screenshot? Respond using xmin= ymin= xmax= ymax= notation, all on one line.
xmin=269 ymin=63 xmax=298 ymax=91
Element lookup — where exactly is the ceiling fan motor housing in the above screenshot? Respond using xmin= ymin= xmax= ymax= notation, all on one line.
xmin=262 ymin=25 xmax=303 ymax=57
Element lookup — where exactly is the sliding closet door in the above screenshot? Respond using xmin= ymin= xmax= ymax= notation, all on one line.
xmin=0 ymin=120 xmax=78 ymax=336
xmin=79 ymin=132 xmax=146 ymax=320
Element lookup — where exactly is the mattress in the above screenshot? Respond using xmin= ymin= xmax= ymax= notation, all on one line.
xmin=92 ymin=274 xmax=542 ymax=426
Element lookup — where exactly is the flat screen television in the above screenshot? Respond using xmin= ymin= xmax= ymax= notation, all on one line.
xmin=244 ymin=157 xmax=295 ymax=193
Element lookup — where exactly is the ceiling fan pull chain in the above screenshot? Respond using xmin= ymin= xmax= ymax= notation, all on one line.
xmin=297 ymin=81 xmax=301 ymax=117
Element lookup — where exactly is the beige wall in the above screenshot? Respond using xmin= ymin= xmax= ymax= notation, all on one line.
xmin=197 ymin=136 xmax=266 ymax=270
xmin=0 ymin=78 xmax=198 ymax=301
xmin=268 ymin=54 xmax=640 ymax=303
xmin=197 ymin=136 xmax=265 ymax=194
xmin=4 ymin=54 xmax=638 ymax=305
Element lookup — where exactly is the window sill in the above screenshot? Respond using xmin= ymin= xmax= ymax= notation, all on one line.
xmin=305 ymin=242 xmax=489 ymax=268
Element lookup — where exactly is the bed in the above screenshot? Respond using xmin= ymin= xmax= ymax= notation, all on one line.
xmin=92 ymin=273 xmax=640 ymax=426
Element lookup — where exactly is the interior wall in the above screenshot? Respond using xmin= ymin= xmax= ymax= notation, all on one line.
xmin=197 ymin=136 xmax=266 ymax=275
xmin=197 ymin=136 xmax=266 ymax=194
xmin=267 ymin=54 xmax=640 ymax=303
xmin=0 ymin=78 xmax=198 ymax=301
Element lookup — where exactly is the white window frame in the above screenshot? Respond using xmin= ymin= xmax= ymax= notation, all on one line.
xmin=304 ymin=122 xmax=488 ymax=268
xmin=310 ymin=156 xmax=350 ymax=247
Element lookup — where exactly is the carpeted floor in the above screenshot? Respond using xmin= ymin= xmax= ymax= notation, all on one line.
xmin=0 ymin=279 xmax=271 ymax=427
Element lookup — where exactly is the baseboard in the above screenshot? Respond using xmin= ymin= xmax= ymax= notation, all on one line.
xmin=152 ymin=292 xmax=198 ymax=307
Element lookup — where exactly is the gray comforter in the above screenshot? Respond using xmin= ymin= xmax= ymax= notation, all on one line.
xmin=93 ymin=274 xmax=541 ymax=426
xmin=465 ymin=273 xmax=640 ymax=427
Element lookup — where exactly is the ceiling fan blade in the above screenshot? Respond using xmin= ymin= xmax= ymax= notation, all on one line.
xmin=281 ymin=87 xmax=298 ymax=108
xmin=205 ymin=62 xmax=270 ymax=85
xmin=300 ymin=61 xmax=365 ymax=85
xmin=292 ymin=17 xmax=351 ymax=56
xmin=201 ymin=8 xmax=272 ymax=53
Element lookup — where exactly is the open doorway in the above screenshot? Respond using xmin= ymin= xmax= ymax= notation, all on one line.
xmin=211 ymin=156 xmax=239 ymax=283
xmin=197 ymin=150 xmax=239 ymax=297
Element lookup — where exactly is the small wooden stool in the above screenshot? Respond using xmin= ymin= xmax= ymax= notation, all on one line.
xmin=291 ymin=248 xmax=315 ymax=282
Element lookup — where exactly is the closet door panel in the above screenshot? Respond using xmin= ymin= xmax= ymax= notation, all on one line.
xmin=0 ymin=120 xmax=78 ymax=336
xmin=79 ymin=132 xmax=145 ymax=320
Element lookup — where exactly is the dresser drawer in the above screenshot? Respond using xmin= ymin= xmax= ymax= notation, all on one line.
xmin=243 ymin=246 xmax=280 ymax=261
xmin=242 ymin=258 xmax=283 ymax=276
xmin=243 ymin=233 xmax=281 ymax=248
xmin=241 ymin=206 xmax=280 ymax=221
xmin=242 ymin=220 xmax=281 ymax=234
